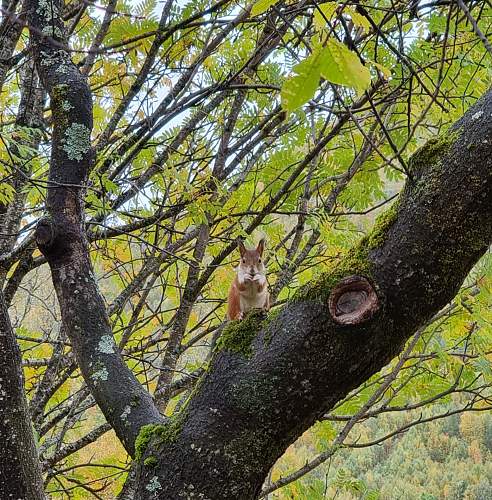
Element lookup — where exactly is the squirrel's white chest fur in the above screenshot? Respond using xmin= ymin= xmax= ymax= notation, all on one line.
xmin=237 ymin=270 xmax=268 ymax=312
xmin=239 ymin=282 xmax=268 ymax=312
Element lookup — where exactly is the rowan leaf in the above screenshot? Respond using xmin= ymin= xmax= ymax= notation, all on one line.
xmin=280 ymin=48 xmax=324 ymax=111
xmin=346 ymin=6 xmax=371 ymax=31
xmin=313 ymin=3 xmax=338 ymax=29
xmin=281 ymin=40 xmax=371 ymax=111
xmin=319 ymin=39 xmax=371 ymax=93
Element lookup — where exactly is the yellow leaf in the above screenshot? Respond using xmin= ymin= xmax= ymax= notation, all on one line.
xmin=251 ymin=0 xmax=279 ymax=17
xmin=313 ymin=3 xmax=338 ymax=29
xmin=346 ymin=6 xmax=371 ymax=32
xmin=319 ymin=39 xmax=371 ymax=94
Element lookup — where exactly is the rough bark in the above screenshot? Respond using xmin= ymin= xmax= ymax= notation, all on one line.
xmin=26 ymin=0 xmax=162 ymax=455
xmin=134 ymin=90 xmax=492 ymax=498
xmin=0 ymin=0 xmax=23 ymax=92
xmin=0 ymin=36 xmax=45 ymax=500
xmin=0 ymin=290 xmax=45 ymax=499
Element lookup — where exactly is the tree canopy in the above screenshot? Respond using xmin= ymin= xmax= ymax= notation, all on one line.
xmin=0 ymin=0 xmax=491 ymax=497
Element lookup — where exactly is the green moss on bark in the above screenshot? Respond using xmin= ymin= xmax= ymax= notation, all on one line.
xmin=215 ymin=310 xmax=266 ymax=358
xmin=366 ymin=199 xmax=400 ymax=248
xmin=408 ymin=132 xmax=458 ymax=174
xmin=135 ymin=414 xmax=187 ymax=461
xmin=135 ymin=424 xmax=162 ymax=461
xmin=143 ymin=456 xmax=158 ymax=467
xmin=295 ymin=199 xmax=400 ymax=304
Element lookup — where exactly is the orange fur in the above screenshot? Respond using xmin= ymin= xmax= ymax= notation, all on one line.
xmin=227 ymin=238 xmax=270 ymax=321
xmin=227 ymin=278 xmax=242 ymax=320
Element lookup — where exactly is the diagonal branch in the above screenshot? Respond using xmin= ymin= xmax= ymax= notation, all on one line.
xmin=134 ymin=87 xmax=492 ymax=498
xmin=26 ymin=0 xmax=162 ymax=455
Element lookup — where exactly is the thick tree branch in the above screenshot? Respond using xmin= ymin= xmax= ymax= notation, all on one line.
xmin=26 ymin=0 xmax=162 ymax=455
xmin=134 ymin=88 xmax=492 ymax=498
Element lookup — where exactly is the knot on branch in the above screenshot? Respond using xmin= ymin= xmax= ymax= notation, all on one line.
xmin=35 ymin=217 xmax=55 ymax=248
xmin=328 ymin=275 xmax=379 ymax=325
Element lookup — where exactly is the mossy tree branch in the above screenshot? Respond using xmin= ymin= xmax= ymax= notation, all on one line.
xmin=25 ymin=0 xmax=162 ymax=455
xmin=134 ymin=89 xmax=492 ymax=498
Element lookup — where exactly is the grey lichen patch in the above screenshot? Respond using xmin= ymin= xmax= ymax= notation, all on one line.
xmin=145 ymin=476 xmax=162 ymax=492
xmin=120 ymin=405 xmax=131 ymax=426
xmin=36 ymin=0 xmax=64 ymax=38
xmin=36 ymin=0 xmax=59 ymax=23
xmin=40 ymin=50 xmax=70 ymax=68
xmin=62 ymin=123 xmax=91 ymax=161
xmin=92 ymin=366 xmax=108 ymax=382
xmin=56 ymin=64 xmax=70 ymax=75
xmin=98 ymin=334 xmax=115 ymax=354
xmin=471 ymin=110 xmax=483 ymax=121
xmin=61 ymin=100 xmax=73 ymax=112
xmin=215 ymin=310 xmax=266 ymax=358
xmin=42 ymin=25 xmax=64 ymax=38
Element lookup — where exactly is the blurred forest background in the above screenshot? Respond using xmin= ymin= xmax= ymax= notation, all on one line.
xmin=1 ymin=0 xmax=492 ymax=497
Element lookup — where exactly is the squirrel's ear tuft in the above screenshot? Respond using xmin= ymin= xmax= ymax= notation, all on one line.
xmin=237 ymin=237 xmax=246 ymax=256
xmin=256 ymin=238 xmax=265 ymax=257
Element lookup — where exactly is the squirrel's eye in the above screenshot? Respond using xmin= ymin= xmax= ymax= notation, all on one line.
xmin=259 ymin=258 xmax=261 ymax=263
xmin=242 ymin=259 xmax=245 ymax=263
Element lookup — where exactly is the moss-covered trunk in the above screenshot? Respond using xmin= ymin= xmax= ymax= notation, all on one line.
xmin=134 ymin=89 xmax=492 ymax=498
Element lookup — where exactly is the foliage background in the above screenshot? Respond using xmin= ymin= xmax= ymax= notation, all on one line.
xmin=1 ymin=0 xmax=492 ymax=496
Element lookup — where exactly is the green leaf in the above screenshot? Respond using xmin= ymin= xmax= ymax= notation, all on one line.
xmin=0 ymin=182 xmax=15 ymax=204
xmin=281 ymin=47 xmax=324 ymax=111
xmin=371 ymin=61 xmax=392 ymax=79
xmin=313 ymin=3 xmax=338 ymax=29
xmin=346 ymin=6 xmax=371 ymax=32
xmin=319 ymin=39 xmax=371 ymax=94
xmin=251 ymin=0 xmax=279 ymax=17
xmin=281 ymin=40 xmax=371 ymax=111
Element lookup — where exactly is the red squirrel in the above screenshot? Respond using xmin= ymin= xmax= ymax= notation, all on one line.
xmin=227 ymin=238 xmax=270 ymax=321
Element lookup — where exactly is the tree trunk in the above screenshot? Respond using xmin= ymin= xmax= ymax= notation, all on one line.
xmin=0 ymin=290 xmax=45 ymax=499
xmin=134 ymin=89 xmax=492 ymax=498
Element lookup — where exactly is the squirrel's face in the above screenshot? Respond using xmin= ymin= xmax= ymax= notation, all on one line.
xmin=237 ymin=238 xmax=265 ymax=277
